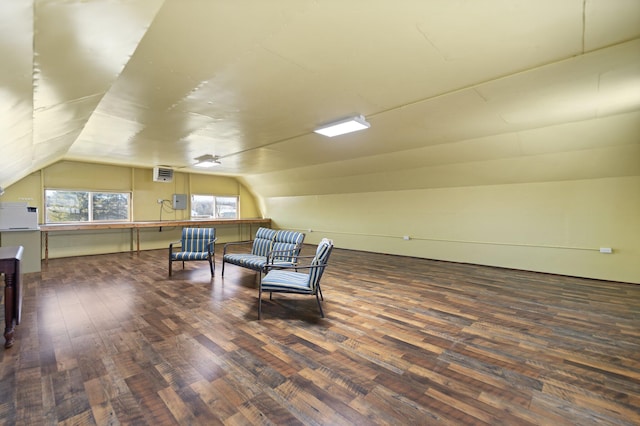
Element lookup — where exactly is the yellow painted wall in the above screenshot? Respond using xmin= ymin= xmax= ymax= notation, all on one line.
xmin=4 ymin=161 xmax=638 ymax=284
xmin=263 ymin=176 xmax=640 ymax=284
xmin=0 ymin=171 xmax=42 ymax=210
xmin=2 ymin=161 xmax=263 ymax=259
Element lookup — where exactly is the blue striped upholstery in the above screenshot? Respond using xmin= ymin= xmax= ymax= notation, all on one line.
xmin=271 ymin=230 xmax=305 ymax=262
xmin=308 ymin=238 xmax=332 ymax=287
xmin=169 ymin=227 xmax=216 ymax=276
xmin=229 ymin=254 xmax=267 ymax=270
xmin=275 ymin=230 xmax=304 ymax=244
xmin=261 ymin=270 xmax=312 ymax=293
xmin=251 ymin=227 xmax=277 ymax=257
xmin=259 ymin=238 xmax=334 ymax=319
xmin=223 ymin=228 xmax=305 ymax=274
xmin=178 ymin=228 xmax=215 ymax=255
xmin=173 ymin=251 xmax=209 ymax=260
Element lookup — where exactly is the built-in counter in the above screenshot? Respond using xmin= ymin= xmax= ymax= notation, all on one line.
xmin=39 ymin=218 xmax=271 ymax=263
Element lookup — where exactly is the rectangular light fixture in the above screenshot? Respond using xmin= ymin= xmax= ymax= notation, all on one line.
xmin=314 ymin=115 xmax=370 ymax=137
xmin=194 ymin=154 xmax=221 ymax=168
xmin=194 ymin=160 xmax=220 ymax=168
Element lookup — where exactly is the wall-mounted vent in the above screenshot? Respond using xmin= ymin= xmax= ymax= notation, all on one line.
xmin=153 ymin=167 xmax=173 ymax=182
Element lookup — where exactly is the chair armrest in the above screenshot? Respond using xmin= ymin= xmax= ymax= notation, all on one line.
xmin=266 ymin=247 xmax=306 ymax=264
xmin=264 ymin=261 xmax=325 ymax=273
xmin=265 ymin=253 xmax=316 ymax=270
xmin=169 ymin=240 xmax=182 ymax=251
xmin=207 ymin=238 xmax=218 ymax=254
xmin=268 ymin=250 xmax=312 ymax=259
xmin=223 ymin=240 xmax=253 ymax=255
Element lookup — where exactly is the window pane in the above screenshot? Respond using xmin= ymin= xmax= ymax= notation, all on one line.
xmin=216 ymin=197 xmax=238 ymax=219
xmin=92 ymin=192 xmax=130 ymax=221
xmin=45 ymin=190 xmax=130 ymax=223
xmin=191 ymin=195 xmax=214 ymax=218
xmin=45 ymin=190 xmax=89 ymax=223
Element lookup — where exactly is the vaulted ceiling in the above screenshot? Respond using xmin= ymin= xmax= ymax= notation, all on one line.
xmin=1 ymin=0 xmax=639 ymax=195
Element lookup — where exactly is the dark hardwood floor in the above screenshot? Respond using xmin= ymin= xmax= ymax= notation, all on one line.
xmin=1 ymin=246 xmax=639 ymax=425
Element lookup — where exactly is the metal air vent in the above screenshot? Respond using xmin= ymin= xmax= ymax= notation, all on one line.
xmin=153 ymin=167 xmax=174 ymax=182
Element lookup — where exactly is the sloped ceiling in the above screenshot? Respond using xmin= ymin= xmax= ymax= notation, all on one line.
xmin=1 ymin=0 xmax=639 ymax=195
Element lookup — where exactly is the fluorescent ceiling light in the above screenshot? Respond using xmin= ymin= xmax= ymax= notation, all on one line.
xmin=314 ymin=115 xmax=370 ymax=137
xmin=194 ymin=154 xmax=221 ymax=168
xmin=194 ymin=160 xmax=220 ymax=168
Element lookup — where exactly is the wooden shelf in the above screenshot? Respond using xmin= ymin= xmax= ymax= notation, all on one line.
xmin=40 ymin=218 xmax=271 ymax=263
xmin=39 ymin=218 xmax=271 ymax=232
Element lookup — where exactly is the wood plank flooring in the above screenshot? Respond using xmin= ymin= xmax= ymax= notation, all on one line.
xmin=1 ymin=246 xmax=639 ymax=425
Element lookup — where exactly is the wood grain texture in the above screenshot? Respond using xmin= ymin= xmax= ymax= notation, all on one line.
xmin=1 ymin=246 xmax=638 ymax=425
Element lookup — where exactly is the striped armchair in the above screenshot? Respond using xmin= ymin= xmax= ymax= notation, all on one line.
xmin=259 ymin=238 xmax=334 ymax=319
xmin=169 ymin=227 xmax=217 ymax=276
xmin=221 ymin=227 xmax=305 ymax=281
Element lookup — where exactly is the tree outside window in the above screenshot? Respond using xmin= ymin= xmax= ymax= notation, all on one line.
xmin=45 ymin=190 xmax=130 ymax=223
xmin=216 ymin=197 xmax=238 ymax=218
xmin=92 ymin=193 xmax=129 ymax=221
xmin=191 ymin=195 xmax=238 ymax=219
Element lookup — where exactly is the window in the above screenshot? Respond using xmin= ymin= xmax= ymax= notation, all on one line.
xmin=191 ymin=195 xmax=238 ymax=219
xmin=45 ymin=190 xmax=131 ymax=223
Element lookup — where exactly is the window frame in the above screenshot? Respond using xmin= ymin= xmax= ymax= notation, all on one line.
xmin=190 ymin=194 xmax=239 ymax=220
xmin=44 ymin=189 xmax=132 ymax=224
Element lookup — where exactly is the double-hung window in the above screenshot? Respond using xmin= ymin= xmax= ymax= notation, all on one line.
xmin=191 ymin=195 xmax=238 ymax=219
xmin=45 ymin=190 xmax=131 ymax=223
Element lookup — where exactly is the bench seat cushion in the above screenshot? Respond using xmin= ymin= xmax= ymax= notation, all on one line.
xmin=261 ymin=270 xmax=313 ymax=294
xmin=223 ymin=253 xmax=297 ymax=271
xmin=223 ymin=253 xmax=267 ymax=271
xmin=173 ymin=251 xmax=210 ymax=261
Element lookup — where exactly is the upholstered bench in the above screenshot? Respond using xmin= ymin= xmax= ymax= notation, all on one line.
xmin=221 ymin=227 xmax=305 ymax=281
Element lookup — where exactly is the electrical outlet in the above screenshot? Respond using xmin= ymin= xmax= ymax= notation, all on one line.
xmin=308 ymin=229 xmax=312 ymax=233
xmin=157 ymin=198 xmax=163 ymax=204
xmin=403 ymin=235 xmax=410 ymax=240
xmin=599 ymin=247 xmax=613 ymax=254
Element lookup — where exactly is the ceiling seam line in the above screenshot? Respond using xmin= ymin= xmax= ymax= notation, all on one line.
xmin=219 ymin=38 xmax=639 ymax=162
xmin=582 ymin=0 xmax=587 ymax=54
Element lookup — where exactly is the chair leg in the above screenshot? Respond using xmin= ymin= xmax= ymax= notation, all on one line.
xmin=315 ymin=292 xmax=325 ymax=318
xmin=169 ymin=260 xmax=172 ymax=276
xmin=208 ymin=256 xmax=214 ymax=276
xmin=318 ymin=284 xmax=324 ymax=301
xmin=258 ymin=288 xmax=263 ymax=320
xmin=221 ymin=260 xmax=225 ymax=276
